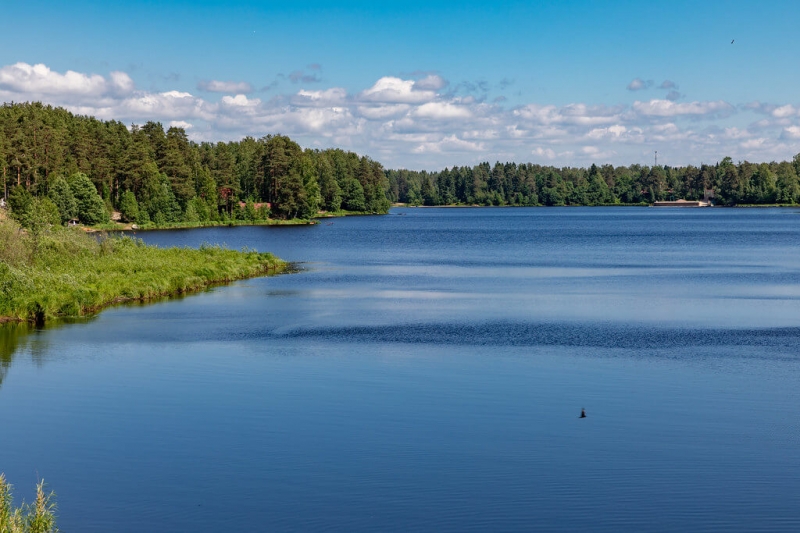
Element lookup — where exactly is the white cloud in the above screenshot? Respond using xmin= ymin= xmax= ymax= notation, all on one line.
xmin=627 ymin=78 xmax=653 ymax=91
xmin=169 ymin=120 xmax=194 ymax=130
xmin=412 ymin=134 xmax=483 ymax=154
xmin=2 ymin=62 xmax=799 ymax=169
xmin=631 ymin=99 xmax=734 ymax=118
xmin=294 ymin=87 xmax=347 ymax=106
xmin=741 ymin=138 xmax=768 ymax=149
xmin=356 ymin=104 xmax=410 ymax=120
xmin=514 ymin=103 xmax=622 ymax=127
xmin=587 ymin=124 xmax=627 ymax=140
xmin=771 ymin=104 xmax=797 ymax=118
xmin=412 ymin=102 xmax=471 ymax=119
xmin=109 ymin=71 xmax=135 ymax=94
xmin=414 ymin=74 xmax=448 ymax=91
xmin=532 ymin=147 xmax=557 ymax=159
xmin=0 ymin=62 xmax=134 ymax=101
xmin=359 ymin=76 xmax=437 ymax=104
xmin=781 ymin=126 xmax=800 ymax=139
xmin=198 ymin=80 xmax=253 ymax=93
xmin=221 ymin=94 xmax=260 ymax=107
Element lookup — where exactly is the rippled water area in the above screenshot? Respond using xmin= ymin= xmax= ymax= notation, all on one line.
xmin=3 ymin=207 xmax=800 ymax=532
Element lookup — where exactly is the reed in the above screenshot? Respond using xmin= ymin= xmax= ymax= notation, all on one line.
xmin=0 ymin=475 xmax=57 ymax=533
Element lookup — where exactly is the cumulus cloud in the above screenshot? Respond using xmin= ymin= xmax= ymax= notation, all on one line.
xmin=294 ymin=87 xmax=348 ymax=106
xmin=532 ymin=147 xmax=557 ymax=159
xmin=3 ymin=62 xmax=800 ymax=169
xmin=631 ymin=99 xmax=734 ymax=118
xmin=412 ymin=102 xmax=471 ymax=119
xmin=412 ymin=134 xmax=484 ymax=154
xmin=771 ymin=104 xmax=797 ymax=118
xmin=627 ymin=78 xmax=653 ymax=91
xmin=414 ymin=74 xmax=448 ymax=91
xmin=169 ymin=120 xmax=194 ymax=130
xmin=220 ymin=94 xmax=260 ymax=107
xmin=781 ymin=126 xmax=800 ymax=140
xmin=0 ymin=62 xmax=133 ymax=101
xmin=197 ymin=80 xmax=253 ymax=93
xmin=515 ymin=103 xmax=622 ymax=127
xmin=360 ymin=77 xmax=438 ymax=104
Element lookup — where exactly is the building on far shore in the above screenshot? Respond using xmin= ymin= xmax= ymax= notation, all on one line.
xmin=653 ymin=189 xmax=714 ymax=207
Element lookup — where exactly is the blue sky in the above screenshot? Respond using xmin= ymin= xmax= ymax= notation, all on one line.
xmin=1 ymin=0 xmax=799 ymax=169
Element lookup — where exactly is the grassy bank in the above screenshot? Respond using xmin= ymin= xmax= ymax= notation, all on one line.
xmin=0 ymin=218 xmax=286 ymax=324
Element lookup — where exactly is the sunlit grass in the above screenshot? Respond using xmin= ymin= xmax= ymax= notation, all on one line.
xmin=0 ymin=218 xmax=285 ymax=323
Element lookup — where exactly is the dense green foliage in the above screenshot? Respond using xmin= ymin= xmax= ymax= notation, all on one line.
xmin=0 ymin=218 xmax=285 ymax=323
xmin=0 ymin=102 xmax=390 ymax=227
xmin=0 ymin=474 xmax=58 ymax=533
xmin=387 ymin=156 xmax=800 ymax=206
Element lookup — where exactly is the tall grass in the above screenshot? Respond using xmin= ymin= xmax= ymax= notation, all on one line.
xmin=0 ymin=218 xmax=286 ymax=323
xmin=0 ymin=475 xmax=57 ymax=533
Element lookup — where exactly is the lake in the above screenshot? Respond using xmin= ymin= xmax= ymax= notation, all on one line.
xmin=2 ymin=207 xmax=800 ymax=532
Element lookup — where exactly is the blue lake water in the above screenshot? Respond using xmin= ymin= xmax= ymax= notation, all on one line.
xmin=2 ymin=207 xmax=800 ymax=531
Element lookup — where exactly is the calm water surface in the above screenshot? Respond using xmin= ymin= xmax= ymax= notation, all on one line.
xmin=2 ymin=207 xmax=800 ymax=532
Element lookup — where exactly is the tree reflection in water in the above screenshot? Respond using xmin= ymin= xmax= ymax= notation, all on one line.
xmin=0 ymin=319 xmax=93 ymax=389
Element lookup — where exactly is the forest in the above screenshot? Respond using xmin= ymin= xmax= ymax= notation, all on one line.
xmin=3 ymin=102 xmax=800 ymax=228
xmin=0 ymin=102 xmax=390 ymax=227
xmin=386 ymin=156 xmax=800 ymax=207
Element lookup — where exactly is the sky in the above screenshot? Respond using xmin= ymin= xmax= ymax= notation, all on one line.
xmin=1 ymin=0 xmax=799 ymax=170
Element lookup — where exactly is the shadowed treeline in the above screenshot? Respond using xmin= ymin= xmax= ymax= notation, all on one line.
xmin=0 ymin=322 xmax=55 ymax=390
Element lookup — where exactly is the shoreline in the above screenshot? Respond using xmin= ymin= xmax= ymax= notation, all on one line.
xmin=91 ymin=218 xmax=317 ymax=233
xmin=88 ymin=209 xmax=385 ymax=232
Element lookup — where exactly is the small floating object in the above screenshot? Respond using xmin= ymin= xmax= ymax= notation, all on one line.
xmin=580 ymin=408 xmax=586 ymax=418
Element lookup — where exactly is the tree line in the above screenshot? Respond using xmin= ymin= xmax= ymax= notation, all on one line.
xmin=386 ymin=156 xmax=800 ymax=206
xmin=0 ymin=102 xmax=390 ymax=226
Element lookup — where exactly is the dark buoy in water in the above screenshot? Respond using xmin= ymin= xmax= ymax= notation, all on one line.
xmin=580 ymin=408 xmax=586 ymax=418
